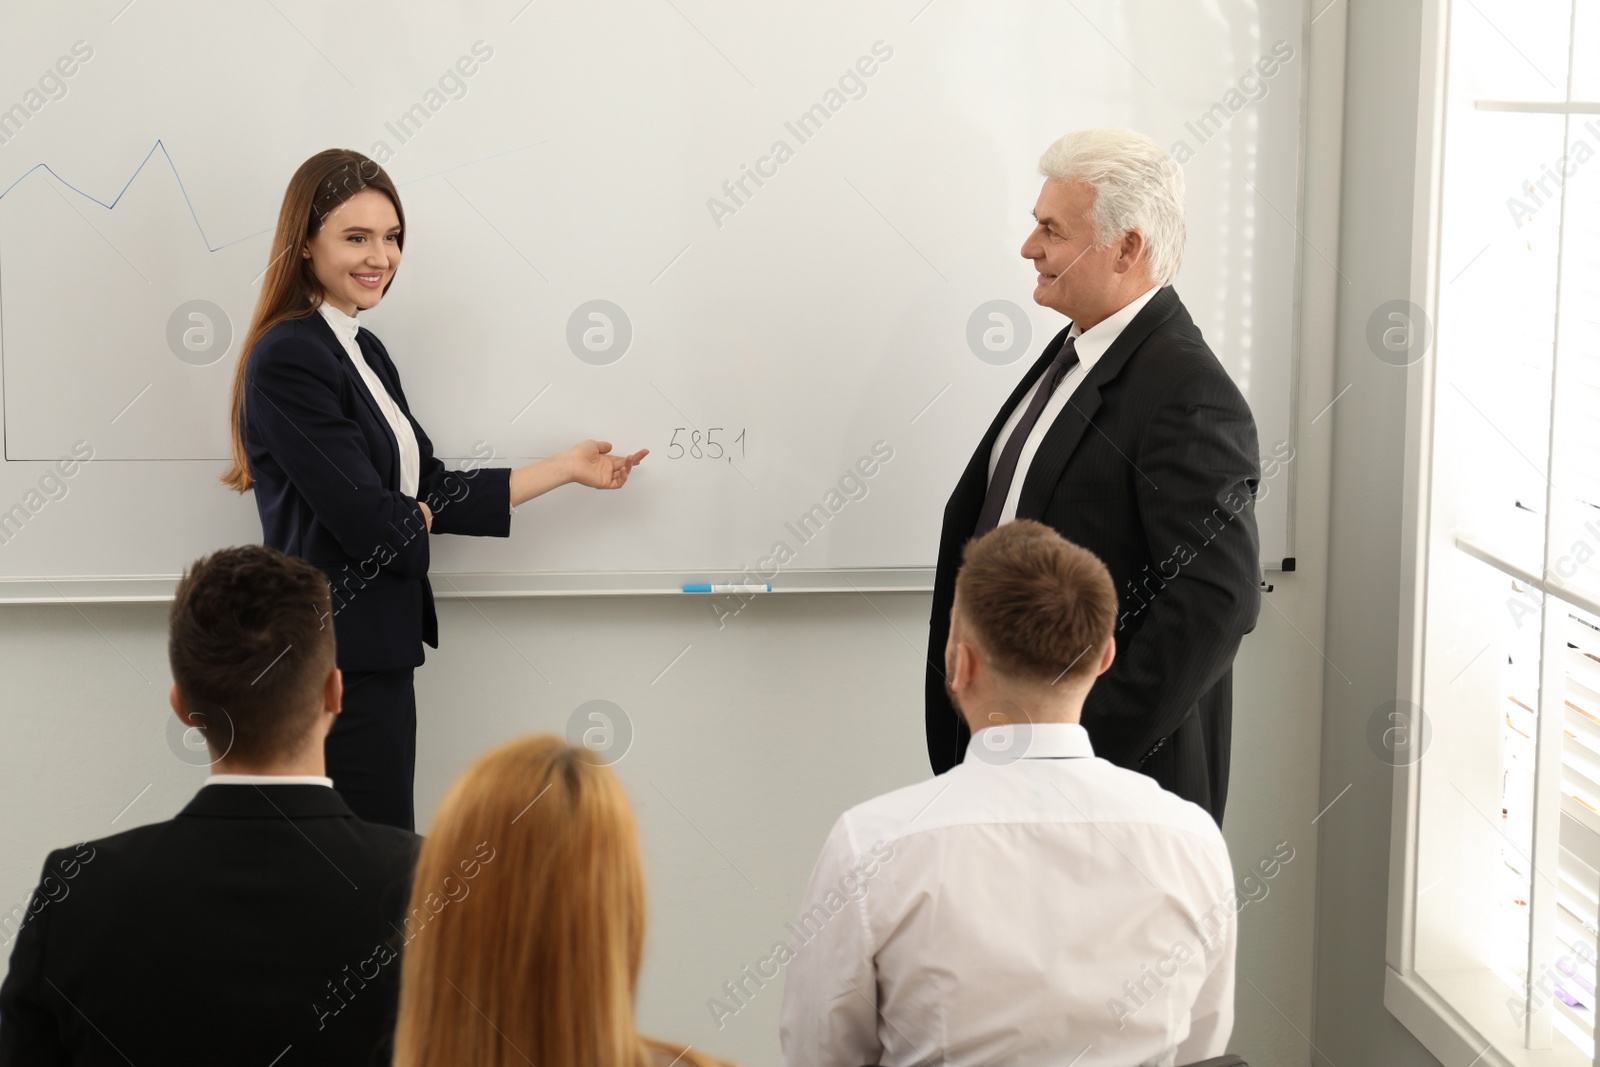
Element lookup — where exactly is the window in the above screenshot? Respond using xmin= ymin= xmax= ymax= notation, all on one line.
xmin=1391 ymin=0 xmax=1600 ymax=1063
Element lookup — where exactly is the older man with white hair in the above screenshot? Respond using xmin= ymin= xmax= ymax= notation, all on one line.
xmin=925 ymin=127 xmax=1262 ymax=823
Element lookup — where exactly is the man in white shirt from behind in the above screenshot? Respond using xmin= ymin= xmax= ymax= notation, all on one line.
xmin=779 ymin=520 xmax=1237 ymax=1067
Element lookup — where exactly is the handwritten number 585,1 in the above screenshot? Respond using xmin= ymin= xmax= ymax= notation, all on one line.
xmin=667 ymin=427 xmax=746 ymax=460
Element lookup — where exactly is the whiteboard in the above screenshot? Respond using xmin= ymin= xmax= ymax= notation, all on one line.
xmin=0 ymin=0 xmax=1303 ymax=595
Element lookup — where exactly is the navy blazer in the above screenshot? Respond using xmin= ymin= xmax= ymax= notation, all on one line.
xmin=925 ymin=287 xmax=1262 ymax=822
xmin=244 ymin=307 xmax=513 ymax=671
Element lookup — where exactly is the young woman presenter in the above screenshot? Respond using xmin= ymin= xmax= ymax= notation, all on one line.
xmin=220 ymin=149 xmax=646 ymax=830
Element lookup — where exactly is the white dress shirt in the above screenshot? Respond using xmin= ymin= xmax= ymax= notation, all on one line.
xmin=204 ymin=773 xmax=334 ymax=787
xmin=318 ymin=300 xmax=420 ymax=498
xmin=988 ymin=286 xmax=1160 ymax=525
xmin=778 ymin=722 xmax=1236 ymax=1067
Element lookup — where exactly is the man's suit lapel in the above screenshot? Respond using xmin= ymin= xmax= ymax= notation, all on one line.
xmin=1015 ymin=286 xmax=1181 ymax=520
xmin=946 ymin=328 xmax=1074 ymax=532
xmin=305 ymin=308 xmax=401 ymax=489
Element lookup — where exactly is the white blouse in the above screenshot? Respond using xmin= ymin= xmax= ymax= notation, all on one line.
xmin=317 ymin=301 xmax=420 ymax=499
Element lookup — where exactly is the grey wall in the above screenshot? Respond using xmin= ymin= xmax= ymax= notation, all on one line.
xmin=0 ymin=568 xmax=1324 ymax=1065
xmin=1309 ymin=0 xmax=1445 ymax=1064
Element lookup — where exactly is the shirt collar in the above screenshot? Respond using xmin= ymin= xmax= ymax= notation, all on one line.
xmin=964 ymin=721 xmax=1095 ymax=762
xmin=315 ymin=299 xmax=361 ymax=348
xmin=205 ymin=773 xmax=335 ymax=788
xmin=1066 ymin=284 xmax=1160 ymax=371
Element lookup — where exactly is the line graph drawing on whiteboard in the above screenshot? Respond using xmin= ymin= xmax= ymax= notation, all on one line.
xmin=0 ymin=138 xmax=549 ymax=463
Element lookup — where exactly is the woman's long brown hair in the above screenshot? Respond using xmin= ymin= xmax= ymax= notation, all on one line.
xmin=219 ymin=149 xmax=405 ymax=493
xmin=392 ymin=735 xmax=735 ymax=1067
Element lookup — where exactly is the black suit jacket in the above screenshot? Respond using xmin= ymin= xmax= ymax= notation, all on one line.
xmin=925 ymin=287 xmax=1261 ymax=821
xmin=245 ymin=308 xmax=514 ymax=671
xmin=0 ymin=785 xmax=420 ymax=1067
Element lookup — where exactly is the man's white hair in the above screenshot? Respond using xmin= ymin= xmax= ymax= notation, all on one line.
xmin=1038 ymin=128 xmax=1186 ymax=288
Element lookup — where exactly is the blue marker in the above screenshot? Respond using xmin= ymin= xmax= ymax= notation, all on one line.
xmin=682 ymin=583 xmax=772 ymax=593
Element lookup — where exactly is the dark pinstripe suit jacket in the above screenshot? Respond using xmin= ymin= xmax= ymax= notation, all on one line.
xmin=924 ymin=286 xmax=1262 ymax=822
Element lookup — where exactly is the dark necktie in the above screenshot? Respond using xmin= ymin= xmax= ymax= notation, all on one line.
xmin=973 ymin=335 xmax=1081 ymax=535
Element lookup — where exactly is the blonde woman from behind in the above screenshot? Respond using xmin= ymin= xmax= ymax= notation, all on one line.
xmin=391 ymin=735 xmax=736 ymax=1067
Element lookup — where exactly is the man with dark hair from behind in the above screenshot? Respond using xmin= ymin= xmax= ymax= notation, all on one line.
xmin=781 ymin=520 xmax=1237 ymax=1067
xmin=0 ymin=545 xmax=420 ymax=1067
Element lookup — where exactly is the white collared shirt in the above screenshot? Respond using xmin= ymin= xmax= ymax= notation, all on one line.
xmin=988 ymin=285 xmax=1160 ymax=524
xmin=317 ymin=301 xmax=421 ymax=498
xmin=778 ymin=722 xmax=1235 ymax=1067
xmin=204 ymin=773 xmax=334 ymax=787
